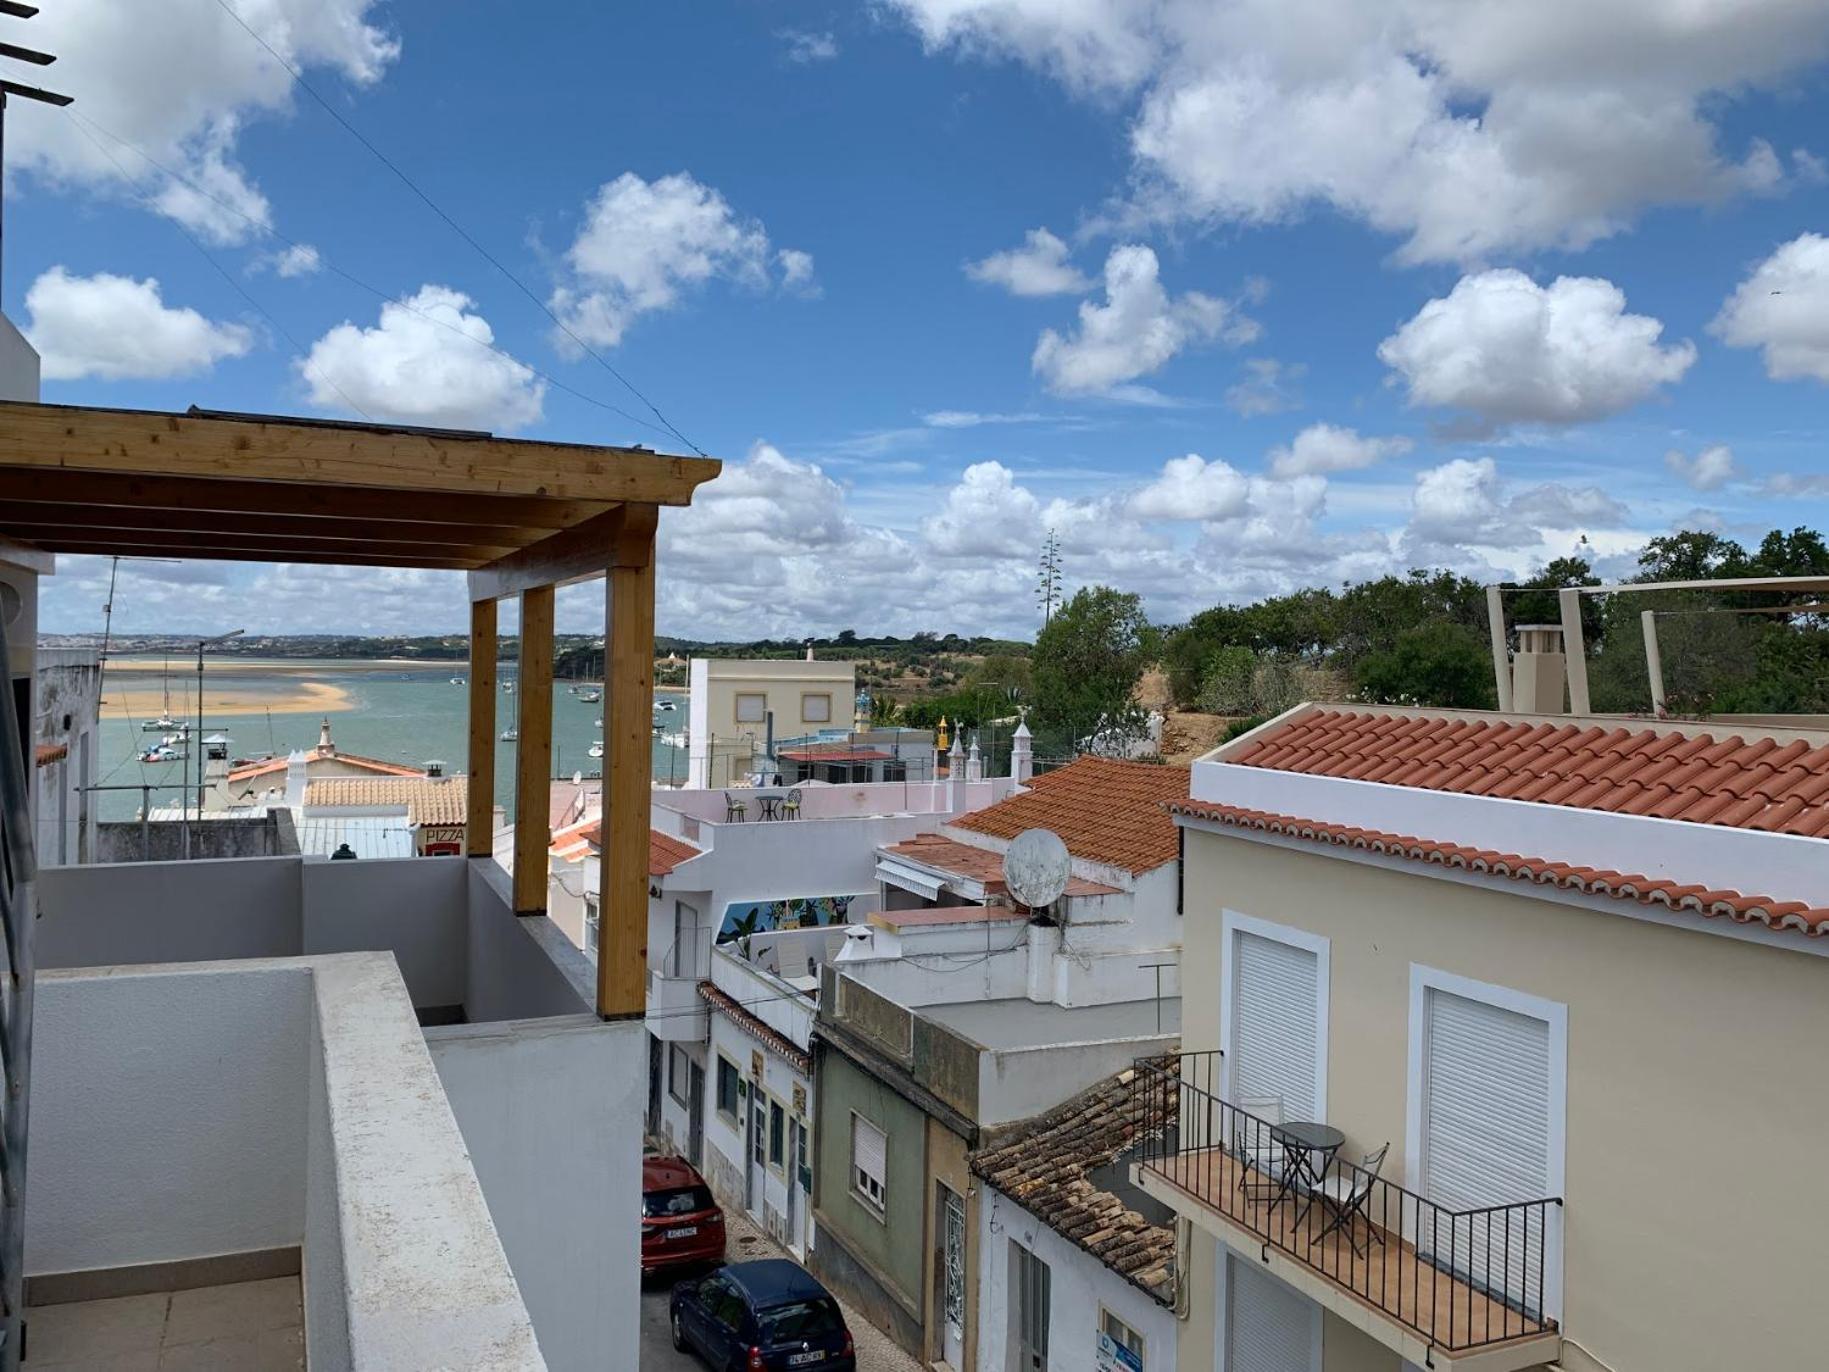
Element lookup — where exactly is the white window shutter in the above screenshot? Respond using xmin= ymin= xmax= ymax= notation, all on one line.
xmin=1231 ymin=932 xmax=1321 ymax=1120
xmin=1227 ymin=1253 xmax=1315 ymax=1372
xmin=853 ymin=1115 xmax=886 ymax=1190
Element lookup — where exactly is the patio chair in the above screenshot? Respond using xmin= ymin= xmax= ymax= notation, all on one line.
xmin=781 ymin=787 xmax=803 ymax=819
xmin=724 ymin=793 xmax=748 ymax=822
xmin=1312 ymin=1142 xmax=1390 ymax=1255
xmin=1232 ymin=1093 xmax=1286 ymax=1194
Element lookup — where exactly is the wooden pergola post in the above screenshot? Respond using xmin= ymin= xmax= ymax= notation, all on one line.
xmin=465 ymin=599 xmax=498 ymax=857
xmin=599 ymin=508 xmax=658 ymax=1020
xmin=512 ymin=585 xmax=556 ymax=914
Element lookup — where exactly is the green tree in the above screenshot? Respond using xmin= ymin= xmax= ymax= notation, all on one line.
xmin=1352 ymin=623 xmax=1497 ymax=709
xmin=1030 ymin=586 xmax=1152 ymax=754
xmin=1634 ymin=531 xmax=1748 ymax=582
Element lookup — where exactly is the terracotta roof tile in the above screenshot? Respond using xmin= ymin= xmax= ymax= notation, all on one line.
xmin=1230 ymin=709 xmax=1829 ymax=838
xmin=950 ymin=756 xmax=1188 ymax=873
xmin=1171 ymin=799 xmax=1829 ymax=940
xmin=881 ymin=834 xmax=1120 ymax=897
xmin=971 ymin=1069 xmax=1178 ymax=1304
xmin=305 ymin=776 xmax=467 ymax=827
xmin=698 ymin=982 xmax=810 ymax=1074
xmin=550 ymin=820 xmax=701 ymax=877
xmin=650 ymin=829 xmax=700 ymax=876
xmin=34 ymin=741 xmax=67 ymax=768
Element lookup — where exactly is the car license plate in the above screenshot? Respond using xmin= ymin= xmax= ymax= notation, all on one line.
xmin=664 ymin=1226 xmax=698 ymax=1239
xmin=788 ymin=1353 xmax=826 ymax=1366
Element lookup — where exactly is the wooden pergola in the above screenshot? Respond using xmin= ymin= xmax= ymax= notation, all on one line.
xmin=0 ymin=400 xmax=720 ymax=1019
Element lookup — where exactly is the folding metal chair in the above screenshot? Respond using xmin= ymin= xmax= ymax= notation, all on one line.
xmin=1312 ymin=1142 xmax=1390 ymax=1255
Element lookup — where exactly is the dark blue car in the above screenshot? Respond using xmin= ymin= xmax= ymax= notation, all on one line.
xmin=669 ymin=1258 xmax=856 ymax=1372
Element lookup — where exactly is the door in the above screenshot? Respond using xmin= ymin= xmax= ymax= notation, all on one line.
xmin=747 ymin=1094 xmax=767 ymax=1218
xmin=674 ymin=900 xmax=704 ymax=977
xmin=687 ymin=1061 xmax=706 ymax=1167
xmin=1010 ymin=1240 xmax=1050 ymax=1372
xmin=1419 ymin=987 xmax=1553 ymax=1311
xmin=786 ymin=1118 xmax=804 ymax=1252
xmin=1225 ymin=1252 xmax=1318 ymax=1372
xmin=1229 ymin=930 xmax=1322 ymax=1119
xmin=940 ymin=1185 xmax=966 ymax=1368
xmin=646 ymin=1036 xmax=662 ymax=1138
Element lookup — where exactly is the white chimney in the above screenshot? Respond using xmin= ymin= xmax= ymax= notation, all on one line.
xmin=1011 ymin=720 xmax=1033 ymax=784
xmin=317 ymin=717 xmax=335 ymax=754
xmin=1026 ymin=922 xmax=1059 ymax=1004
xmin=966 ymin=736 xmax=983 ymax=783
xmin=284 ymin=749 xmax=310 ymax=812
xmin=1512 ymin=625 xmax=1568 ymax=714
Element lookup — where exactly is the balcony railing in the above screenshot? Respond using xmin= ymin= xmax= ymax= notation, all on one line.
xmin=1134 ymin=1051 xmax=1561 ymax=1357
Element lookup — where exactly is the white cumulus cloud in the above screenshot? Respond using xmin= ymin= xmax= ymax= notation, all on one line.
xmin=965 ymin=228 xmax=1093 ymax=297
xmin=1711 ymin=232 xmax=1829 ymax=383
xmin=1268 ymin=423 xmax=1413 ymax=477
xmin=780 ymin=29 xmax=840 ymax=63
xmin=301 ymin=285 xmax=545 ymax=431
xmin=12 ymin=0 xmax=397 ymax=243
xmin=1129 ymin=454 xmax=1251 ymax=522
xmin=1032 ymin=244 xmax=1256 ymax=395
xmin=1378 ymin=269 xmax=1695 ymax=425
xmin=884 ymin=0 xmax=1826 ymax=263
xmin=549 ymin=172 xmax=811 ymax=348
xmin=24 ymin=267 xmax=252 ymax=381
xmin=1665 ymin=445 xmax=1738 ymax=492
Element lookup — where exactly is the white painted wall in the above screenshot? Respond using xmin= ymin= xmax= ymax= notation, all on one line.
xmin=977 ymin=1187 xmax=1177 ymax=1372
xmin=36 ymin=855 xmax=303 ymax=968
xmin=27 ymin=962 xmax=313 ymax=1274
xmin=0 ymin=311 xmax=39 ymax=402
xmin=303 ymin=853 xmax=466 ymax=1007
xmin=704 ymin=1007 xmax=813 ymax=1256
xmin=429 ymin=1015 xmax=644 ymax=1372
xmin=976 ymin=1032 xmax=1180 ymax=1129
xmin=654 ymin=1039 xmax=707 ymax=1162
xmin=465 ymin=861 xmax=592 ymax=1021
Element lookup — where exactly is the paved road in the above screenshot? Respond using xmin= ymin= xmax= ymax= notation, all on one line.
xmin=639 ymin=1212 xmax=920 ymax=1372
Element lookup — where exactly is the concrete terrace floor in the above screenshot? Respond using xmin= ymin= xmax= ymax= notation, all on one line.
xmin=25 ymin=1275 xmax=304 ymax=1370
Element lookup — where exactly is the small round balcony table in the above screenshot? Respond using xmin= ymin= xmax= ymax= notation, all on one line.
xmin=1268 ymin=1120 xmax=1346 ymax=1233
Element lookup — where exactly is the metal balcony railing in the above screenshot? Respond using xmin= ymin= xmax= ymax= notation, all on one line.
xmin=659 ymin=928 xmax=712 ymax=980
xmin=0 ymin=616 xmax=38 ymax=1372
xmin=1133 ymin=1051 xmax=1561 ymax=1355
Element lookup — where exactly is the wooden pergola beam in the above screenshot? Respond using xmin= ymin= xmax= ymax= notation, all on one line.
xmin=511 ymin=585 xmax=556 ymax=914
xmin=32 ymin=539 xmax=480 ymax=569
xmin=0 ymin=525 xmax=518 ymax=562
xmin=598 ymin=506 xmax=659 ymax=1020
xmin=0 ymin=503 xmax=549 ymax=549
xmin=0 ymin=401 xmax=720 ymax=505
xmin=0 ymin=467 xmax=610 ymax=530
xmin=466 ymin=599 xmax=498 ymax=858
xmin=465 ymin=504 xmax=650 ymax=602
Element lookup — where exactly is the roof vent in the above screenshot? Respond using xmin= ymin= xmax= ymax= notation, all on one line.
xmin=1512 ymin=625 xmax=1567 ymax=715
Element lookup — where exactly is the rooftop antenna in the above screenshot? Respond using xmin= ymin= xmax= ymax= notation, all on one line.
xmin=0 ymin=3 xmax=73 ymax=295
xmin=1002 ymin=827 xmax=1070 ymax=922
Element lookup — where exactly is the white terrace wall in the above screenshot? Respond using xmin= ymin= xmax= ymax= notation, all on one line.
xmin=429 ymin=1015 xmax=644 ymax=1372
xmin=36 ymin=854 xmax=302 ymax=968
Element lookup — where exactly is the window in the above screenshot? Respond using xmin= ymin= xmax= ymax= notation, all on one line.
xmin=769 ymin=1099 xmax=786 ymax=1172
xmin=851 ymin=1113 xmax=887 ymax=1214
xmin=735 ymin=692 xmax=766 ymax=724
xmin=643 ymin=1184 xmax=715 ymax=1219
xmin=583 ymin=896 xmax=600 ymax=958
xmin=716 ymin=1055 xmax=742 ymax=1122
xmin=668 ymin=1044 xmax=690 ymax=1106
xmin=1011 ymin=1240 xmax=1051 ymax=1371
xmin=801 ymin=692 xmax=832 ymax=724
xmin=1100 ymin=1309 xmax=1145 ymax=1367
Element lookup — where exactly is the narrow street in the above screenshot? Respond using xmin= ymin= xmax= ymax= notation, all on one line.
xmin=640 ymin=1207 xmax=921 ymax=1372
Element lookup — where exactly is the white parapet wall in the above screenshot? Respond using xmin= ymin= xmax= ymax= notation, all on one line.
xmin=428 ymin=1014 xmax=645 ymax=1372
xmin=29 ymin=953 xmax=546 ymax=1371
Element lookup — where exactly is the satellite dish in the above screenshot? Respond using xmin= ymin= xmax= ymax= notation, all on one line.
xmin=1003 ymin=828 xmax=1071 ymax=912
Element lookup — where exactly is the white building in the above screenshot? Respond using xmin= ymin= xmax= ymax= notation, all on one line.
xmin=30 ymin=647 xmax=101 ymax=867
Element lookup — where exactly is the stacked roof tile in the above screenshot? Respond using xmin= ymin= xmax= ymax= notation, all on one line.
xmin=952 ymin=756 xmax=1188 ymax=873
xmin=1230 ymin=709 xmax=1829 ymax=838
xmin=1173 ymin=799 xmax=1829 ymax=938
xmin=306 ymin=776 xmax=467 ymax=827
xmin=972 ymin=1068 xmax=1177 ymax=1303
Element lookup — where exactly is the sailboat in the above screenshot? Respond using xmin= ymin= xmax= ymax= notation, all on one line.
xmin=587 ymin=740 xmax=604 ymax=760
xmin=500 ymin=689 xmax=519 ymax=742
xmin=577 ymin=687 xmax=602 ymax=704
xmin=142 ymin=656 xmax=180 ymax=730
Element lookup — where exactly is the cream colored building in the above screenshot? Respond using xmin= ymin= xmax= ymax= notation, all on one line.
xmin=685 ymin=657 xmax=857 ymax=788
xmin=1137 ymin=702 xmax=1829 ymax=1372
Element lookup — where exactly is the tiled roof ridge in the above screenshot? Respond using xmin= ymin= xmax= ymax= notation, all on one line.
xmin=1171 ymin=798 xmax=1829 ymax=939
xmin=232 ymin=748 xmax=425 ymax=782
xmin=697 ymin=981 xmax=811 ymax=1074
xmin=1227 ymin=708 xmax=1829 ymax=839
xmin=950 ymin=755 xmax=1187 ymax=873
xmin=970 ymin=1068 xmax=1178 ymax=1304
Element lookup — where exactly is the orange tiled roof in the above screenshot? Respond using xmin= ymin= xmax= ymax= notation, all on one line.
xmin=1173 ymin=799 xmax=1829 ymax=939
xmin=550 ymin=819 xmax=701 ymax=878
xmin=35 ymin=741 xmax=67 ymax=768
xmin=697 ymin=982 xmax=811 ymax=1074
xmin=230 ymin=749 xmax=424 ymax=784
xmin=305 ymin=776 xmax=467 ymax=827
xmin=1231 ymin=709 xmax=1829 ymax=839
xmin=951 ymin=756 xmax=1188 ymax=873
xmin=881 ymin=833 xmax=1120 ymax=896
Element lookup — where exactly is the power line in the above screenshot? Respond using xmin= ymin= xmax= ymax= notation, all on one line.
xmin=67 ymin=108 xmax=686 ymax=444
xmin=209 ymin=0 xmax=707 ymax=458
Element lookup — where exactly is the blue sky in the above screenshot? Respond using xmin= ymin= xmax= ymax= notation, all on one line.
xmin=13 ymin=1 xmax=1829 ymax=639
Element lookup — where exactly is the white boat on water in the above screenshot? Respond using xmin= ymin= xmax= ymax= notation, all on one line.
xmin=500 ymin=727 xmax=519 ymax=742
xmin=450 ymin=676 xmax=466 ymax=686
xmin=587 ymin=741 xmax=604 ymax=759
xmin=655 ymin=699 xmax=677 ymax=712
xmin=502 ymin=681 xmax=516 ymax=694
xmin=139 ymin=744 xmax=181 ymax=764
xmin=140 ymin=715 xmax=179 ymax=732
xmin=577 ymin=688 xmax=602 ymax=704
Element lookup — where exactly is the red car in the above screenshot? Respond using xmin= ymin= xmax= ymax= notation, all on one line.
xmin=642 ymin=1155 xmax=726 ymax=1275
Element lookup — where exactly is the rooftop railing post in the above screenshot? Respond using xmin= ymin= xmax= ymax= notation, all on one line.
xmin=599 ymin=507 xmax=659 ymax=1020
xmin=465 ymin=599 xmax=498 ymax=858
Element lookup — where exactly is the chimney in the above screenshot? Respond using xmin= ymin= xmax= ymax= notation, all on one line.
xmin=284 ymin=750 xmax=310 ymax=812
xmin=1011 ymin=719 xmax=1033 ymax=784
xmin=317 ymin=717 xmax=335 ymax=755
xmin=805 ymin=640 xmax=815 ymax=662
xmin=1512 ymin=625 xmax=1568 ymax=714
xmin=966 ymin=735 xmax=983 ymax=783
